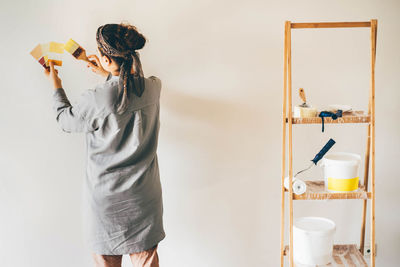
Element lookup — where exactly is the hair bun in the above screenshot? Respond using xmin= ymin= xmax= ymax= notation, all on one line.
xmin=133 ymin=34 xmax=146 ymax=50
xmin=123 ymin=24 xmax=146 ymax=51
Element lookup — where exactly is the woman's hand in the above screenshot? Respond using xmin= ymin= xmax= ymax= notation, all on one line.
xmin=44 ymin=61 xmax=62 ymax=90
xmin=87 ymin=54 xmax=110 ymax=77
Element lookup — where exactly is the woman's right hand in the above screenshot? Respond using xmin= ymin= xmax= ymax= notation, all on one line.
xmin=87 ymin=54 xmax=109 ymax=77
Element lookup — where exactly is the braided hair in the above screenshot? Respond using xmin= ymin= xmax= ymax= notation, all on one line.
xmin=96 ymin=23 xmax=146 ymax=114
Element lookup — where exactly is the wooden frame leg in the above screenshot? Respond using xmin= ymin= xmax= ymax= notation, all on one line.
xmin=370 ymin=18 xmax=377 ymax=267
xmin=360 ymin=123 xmax=370 ymax=254
xmin=287 ymin=21 xmax=294 ymax=267
xmin=280 ymin=21 xmax=289 ymax=267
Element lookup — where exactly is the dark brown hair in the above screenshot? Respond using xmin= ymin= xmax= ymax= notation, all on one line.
xmin=96 ymin=23 xmax=146 ymax=114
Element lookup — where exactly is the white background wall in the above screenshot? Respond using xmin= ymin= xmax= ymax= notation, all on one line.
xmin=0 ymin=0 xmax=399 ymax=266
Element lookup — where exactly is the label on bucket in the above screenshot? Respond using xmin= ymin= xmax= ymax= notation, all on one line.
xmin=328 ymin=177 xmax=359 ymax=191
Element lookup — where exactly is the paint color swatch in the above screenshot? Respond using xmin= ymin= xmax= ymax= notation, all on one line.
xmin=30 ymin=44 xmax=49 ymax=69
xmin=49 ymin=42 xmax=64 ymax=53
xmin=42 ymin=42 xmax=63 ymax=66
xmin=30 ymin=42 xmax=64 ymax=69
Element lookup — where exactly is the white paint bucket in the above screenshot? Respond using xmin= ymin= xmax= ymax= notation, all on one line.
xmin=319 ymin=152 xmax=361 ymax=192
xmin=293 ymin=217 xmax=336 ymax=266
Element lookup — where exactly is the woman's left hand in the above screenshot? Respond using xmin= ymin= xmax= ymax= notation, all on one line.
xmin=44 ymin=61 xmax=63 ymax=90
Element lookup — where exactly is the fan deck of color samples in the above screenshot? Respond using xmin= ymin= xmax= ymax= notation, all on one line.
xmin=30 ymin=42 xmax=64 ymax=68
xmin=64 ymin=38 xmax=84 ymax=58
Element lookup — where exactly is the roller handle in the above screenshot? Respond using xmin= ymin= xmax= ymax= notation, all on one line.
xmin=311 ymin=138 xmax=336 ymax=165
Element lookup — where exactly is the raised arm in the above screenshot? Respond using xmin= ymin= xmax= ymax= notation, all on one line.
xmin=44 ymin=61 xmax=108 ymax=133
xmin=53 ymin=88 xmax=101 ymax=133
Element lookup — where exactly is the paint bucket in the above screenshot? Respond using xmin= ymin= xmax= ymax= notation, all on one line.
xmin=319 ymin=152 xmax=361 ymax=192
xmin=293 ymin=217 xmax=336 ymax=266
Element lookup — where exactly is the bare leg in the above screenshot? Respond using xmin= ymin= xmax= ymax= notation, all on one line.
xmin=129 ymin=245 xmax=159 ymax=267
xmin=92 ymin=253 xmax=123 ymax=267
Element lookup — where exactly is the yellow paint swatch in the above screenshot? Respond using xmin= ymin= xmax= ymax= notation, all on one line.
xmin=49 ymin=42 xmax=64 ymax=53
xmin=48 ymin=59 xmax=62 ymax=65
xmin=41 ymin=43 xmax=49 ymax=54
xmin=43 ymin=55 xmax=49 ymax=67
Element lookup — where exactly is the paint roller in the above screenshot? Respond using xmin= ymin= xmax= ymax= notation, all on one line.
xmin=294 ymin=138 xmax=336 ymax=178
xmin=285 ymin=139 xmax=335 ymax=195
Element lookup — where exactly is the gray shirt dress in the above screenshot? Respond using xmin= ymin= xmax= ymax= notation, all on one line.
xmin=52 ymin=72 xmax=165 ymax=255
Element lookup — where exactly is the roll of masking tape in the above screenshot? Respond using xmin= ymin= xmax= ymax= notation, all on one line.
xmin=294 ymin=105 xmax=318 ymax=118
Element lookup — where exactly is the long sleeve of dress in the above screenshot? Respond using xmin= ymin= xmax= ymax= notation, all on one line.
xmin=52 ymin=73 xmax=112 ymax=133
xmin=52 ymin=88 xmax=98 ymax=133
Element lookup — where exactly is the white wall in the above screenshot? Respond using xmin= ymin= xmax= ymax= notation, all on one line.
xmin=0 ymin=0 xmax=399 ymax=266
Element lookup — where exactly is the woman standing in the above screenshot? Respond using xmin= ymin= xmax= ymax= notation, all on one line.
xmin=44 ymin=23 xmax=165 ymax=267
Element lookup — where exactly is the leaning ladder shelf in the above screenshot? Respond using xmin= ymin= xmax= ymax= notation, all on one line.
xmin=280 ymin=20 xmax=377 ymax=267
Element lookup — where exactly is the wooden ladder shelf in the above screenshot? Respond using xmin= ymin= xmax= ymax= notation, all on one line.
xmin=280 ymin=20 xmax=377 ymax=267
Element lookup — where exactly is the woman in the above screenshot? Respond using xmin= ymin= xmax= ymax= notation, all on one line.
xmin=44 ymin=23 xmax=165 ymax=267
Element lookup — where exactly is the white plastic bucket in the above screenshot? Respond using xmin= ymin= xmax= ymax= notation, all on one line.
xmin=319 ymin=152 xmax=361 ymax=192
xmin=293 ymin=217 xmax=336 ymax=266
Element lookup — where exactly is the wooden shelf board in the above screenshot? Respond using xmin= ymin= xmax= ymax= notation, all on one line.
xmin=283 ymin=244 xmax=368 ymax=267
xmin=291 ymin=21 xmax=371 ymax=29
xmin=286 ymin=112 xmax=370 ymax=124
xmin=285 ymin=180 xmax=371 ymax=200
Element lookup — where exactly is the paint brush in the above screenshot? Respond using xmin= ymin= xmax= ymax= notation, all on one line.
xmin=64 ymin=38 xmax=97 ymax=66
